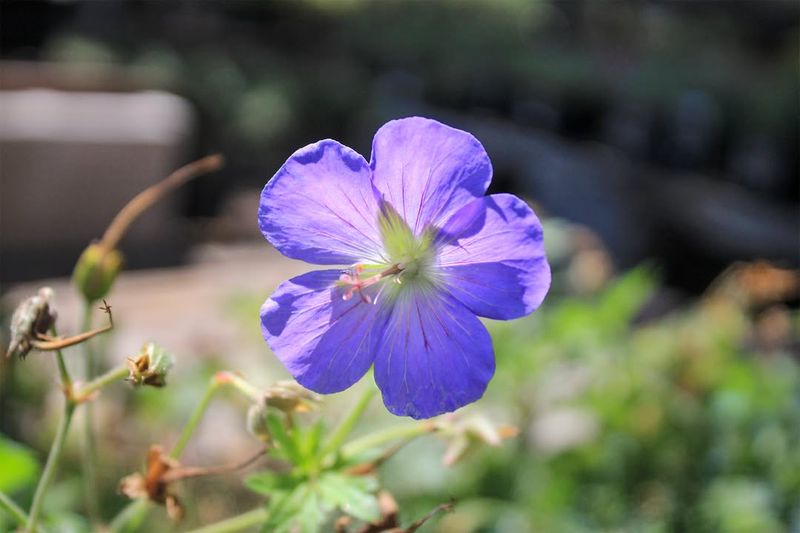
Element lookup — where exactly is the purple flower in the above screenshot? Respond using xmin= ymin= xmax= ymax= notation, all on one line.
xmin=259 ymin=117 xmax=550 ymax=419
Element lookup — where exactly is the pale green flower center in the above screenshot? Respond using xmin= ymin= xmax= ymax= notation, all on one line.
xmin=335 ymin=205 xmax=438 ymax=304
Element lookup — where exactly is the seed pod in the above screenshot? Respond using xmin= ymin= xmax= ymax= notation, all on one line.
xmin=72 ymin=243 xmax=123 ymax=303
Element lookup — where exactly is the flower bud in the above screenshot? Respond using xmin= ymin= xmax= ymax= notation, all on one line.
xmin=246 ymin=401 xmax=271 ymax=442
xmin=436 ymin=414 xmax=518 ymax=467
xmin=6 ymin=287 xmax=56 ymax=359
xmin=72 ymin=243 xmax=123 ymax=303
xmin=126 ymin=342 xmax=174 ymax=387
xmin=263 ymin=380 xmax=320 ymax=413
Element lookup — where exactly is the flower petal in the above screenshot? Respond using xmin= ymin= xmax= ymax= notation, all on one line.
xmin=373 ymin=288 xmax=495 ymax=419
xmin=370 ymin=117 xmax=492 ymax=237
xmin=261 ymin=270 xmax=386 ymax=393
xmin=436 ymin=194 xmax=550 ymax=320
xmin=259 ymin=140 xmax=385 ymax=265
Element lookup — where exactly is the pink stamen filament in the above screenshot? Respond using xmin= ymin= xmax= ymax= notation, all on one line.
xmin=339 ymin=263 xmax=404 ymax=303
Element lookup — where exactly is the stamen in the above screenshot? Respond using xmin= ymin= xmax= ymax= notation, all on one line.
xmin=338 ymin=263 xmax=405 ymax=303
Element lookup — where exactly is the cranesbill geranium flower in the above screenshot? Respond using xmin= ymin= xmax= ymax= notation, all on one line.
xmin=259 ymin=117 xmax=550 ymax=419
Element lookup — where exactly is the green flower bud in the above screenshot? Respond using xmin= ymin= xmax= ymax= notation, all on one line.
xmin=126 ymin=342 xmax=174 ymax=387
xmin=72 ymin=243 xmax=123 ymax=303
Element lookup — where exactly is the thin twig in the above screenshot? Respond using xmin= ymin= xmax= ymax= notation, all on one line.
xmin=162 ymin=448 xmax=266 ymax=483
xmin=99 ymin=154 xmax=224 ymax=252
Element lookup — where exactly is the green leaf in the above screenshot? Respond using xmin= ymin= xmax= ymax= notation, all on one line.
xmin=265 ymin=412 xmax=301 ymax=464
xmin=245 ymin=471 xmax=300 ymax=496
xmin=262 ymin=484 xmax=327 ymax=533
xmin=318 ymin=472 xmax=380 ymax=523
xmin=0 ymin=434 xmax=40 ymax=493
xmin=299 ymin=420 xmax=325 ymax=460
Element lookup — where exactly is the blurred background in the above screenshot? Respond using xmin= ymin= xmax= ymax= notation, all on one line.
xmin=1 ymin=1 xmax=798 ymax=532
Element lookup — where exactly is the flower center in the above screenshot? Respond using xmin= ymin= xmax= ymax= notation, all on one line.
xmin=336 ymin=203 xmax=438 ymax=304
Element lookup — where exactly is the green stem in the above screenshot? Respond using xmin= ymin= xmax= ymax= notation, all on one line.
xmin=26 ymin=402 xmax=74 ymax=533
xmin=76 ymin=365 xmax=129 ymax=400
xmin=26 ymin=339 xmax=74 ymax=533
xmin=321 ymin=387 xmax=375 ymax=458
xmin=80 ymin=303 xmax=100 ymax=524
xmin=185 ymin=508 xmax=268 ymax=533
xmin=50 ymin=327 xmax=72 ymax=391
xmin=219 ymin=372 xmax=261 ymax=402
xmin=341 ymin=422 xmax=434 ymax=460
xmin=170 ymin=379 xmax=222 ymax=459
xmin=0 ymin=490 xmax=29 ymax=528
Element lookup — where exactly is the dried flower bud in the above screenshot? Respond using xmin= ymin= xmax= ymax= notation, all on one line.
xmin=262 ymin=380 xmax=321 ymax=413
xmin=435 ymin=414 xmax=518 ymax=467
xmin=126 ymin=342 xmax=174 ymax=387
xmin=119 ymin=445 xmax=184 ymax=522
xmin=6 ymin=287 xmax=56 ymax=359
xmin=120 ymin=443 xmax=263 ymax=522
xmin=72 ymin=243 xmax=123 ymax=303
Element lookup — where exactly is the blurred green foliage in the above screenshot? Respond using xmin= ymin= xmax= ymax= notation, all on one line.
xmin=0 ymin=436 xmax=39 ymax=494
xmin=383 ymin=269 xmax=799 ymax=532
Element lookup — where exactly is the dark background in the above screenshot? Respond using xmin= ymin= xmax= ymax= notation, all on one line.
xmin=1 ymin=0 xmax=798 ymax=292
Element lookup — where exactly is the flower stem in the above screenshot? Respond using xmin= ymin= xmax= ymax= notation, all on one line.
xmin=99 ymin=154 xmax=224 ymax=252
xmin=184 ymin=507 xmax=268 ymax=533
xmin=51 ymin=327 xmax=72 ymax=392
xmin=321 ymin=387 xmax=375 ymax=458
xmin=214 ymin=371 xmax=260 ymax=402
xmin=26 ymin=401 xmax=74 ymax=533
xmin=76 ymin=364 xmax=129 ymax=401
xmin=170 ymin=378 xmax=222 ymax=459
xmin=26 ymin=338 xmax=74 ymax=533
xmin=0 ymin=490 xmax=29 ymax=528
xmin=341 ymin=422 xmax=435 ymax=460
xmin=79 ymin=303 xmax=100 ymax=524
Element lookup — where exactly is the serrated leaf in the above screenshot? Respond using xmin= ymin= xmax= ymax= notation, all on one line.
xmin=318 ymin=472 xmax=380 ymax=523
xmin=297 ymin=489 xmax=327 ymax=533
xmin=262 ymin=484 xmax=327 ymax=533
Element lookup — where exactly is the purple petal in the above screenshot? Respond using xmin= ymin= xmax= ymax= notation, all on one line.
xmin=373 ymin=289 xmax=495 ymax=419
xmin=436 ymin=194 xmax=550 ymax=320
xmin=370 ymin=117 xmax=492 ymax=237
xmin=261 ymin=270 xmax=386 ymax=393
xmin=259 ymin=140 xmax=385 ymax=265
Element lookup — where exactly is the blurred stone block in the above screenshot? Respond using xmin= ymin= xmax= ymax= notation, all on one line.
xmin=0 ymin=88 xmax=195 ymax=283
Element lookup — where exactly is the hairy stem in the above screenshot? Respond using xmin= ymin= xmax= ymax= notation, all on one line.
xmin=184 ymin=507 xmax=268 ymax=533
